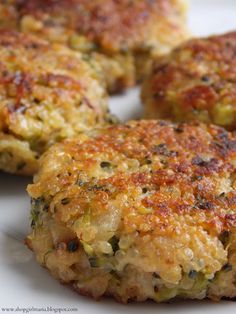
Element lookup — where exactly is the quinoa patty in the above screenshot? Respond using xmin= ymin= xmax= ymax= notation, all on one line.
xmin=142 ymin=31 xmax=236 ymax=130
xmin=26 ymin=120 xmax=236 ymax=303
xmin=0 ymin=30 xmax=110 ymax=176
xmin=0 ymin=0 xmax=189 ymax=93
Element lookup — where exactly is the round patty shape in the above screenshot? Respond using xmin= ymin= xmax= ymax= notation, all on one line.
xmin=0 ymin=0 xmax=189 ymax=93
xmin=26 ymin=120 xmax=236 ymax=303
xmin=0 ymin=30 xmax=110 ymax=176
xmin=142 ymin=31 xmax=236 ymax=130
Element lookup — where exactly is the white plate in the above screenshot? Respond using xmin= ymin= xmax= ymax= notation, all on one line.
xmin=1 ymin=1 xmax=236 ymax=312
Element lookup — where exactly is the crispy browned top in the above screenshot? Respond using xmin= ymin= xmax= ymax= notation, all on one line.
xmin=0 ymin=30 xmax=108 ymax=153
xmin=29 ymin=120 xmax=236 ymax=239
xmin=0 ymin=30 xmax=82 ymax=98
xmin=143 ymin=31 xmax=236 ymax=129
xmin=14 ymin=0 xmax=187 ymax=53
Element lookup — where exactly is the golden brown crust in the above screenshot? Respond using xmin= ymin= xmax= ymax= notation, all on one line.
xmin=0 ymin=30 xmax=109 ymax=175
xmin=0 ymin=0 xmax=189 ymax=92
xmin=142 ymin=31 xmax=236 ymax=130
xmin=29 ymin=120 xmax=236 ymax=235
xmin=16 ymin=0 xmax=187 ymax=52
xmin=27 ymin=120 xmax=236 ymax=302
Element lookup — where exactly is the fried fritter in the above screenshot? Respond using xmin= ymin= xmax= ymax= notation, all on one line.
xmin=0 ymin=0 xmax=189 ymax=93
xmin=0 ymin=30 xmax=110 ymax=176
xmin=26 ymin=120 xmax=236 ymax=303
xmin=142 ymin=31 xmax=236 ymax=130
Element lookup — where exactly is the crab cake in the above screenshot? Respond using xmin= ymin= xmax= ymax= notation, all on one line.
xmin=0 ymin=30 xmax=110 ymax=176
xmin=0 ymin=0 xmax=189 ymax=93
xmin=142 ymin=32 xmax=236 ymax=130
xmin=26 ymin=120 xmax=236 ymax=303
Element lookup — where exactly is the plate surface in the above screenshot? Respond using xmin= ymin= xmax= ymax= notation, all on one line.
xmin=1 ymin=1 xmax=236 ymax=312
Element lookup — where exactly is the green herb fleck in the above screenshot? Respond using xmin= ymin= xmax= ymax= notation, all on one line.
xmin=142 ymin=187 xmax=148 ymax=194
xmin=201 ymin=75 xmax=210 ymax=82
xmin=17 ymin=162 xmax=26 ymax=171
xmin=43 ymin=204 xmax=49 ymax=212
xmin=67 ymin=239 xmax=79 ymax=252
xmin=30 ymin=196 xmax=45 ymax=228
xmin=100 ymin=161 xmax=111 ymax=168
xmin=188 ymin=270 xmax=197 ymax=279
xmin=77 ymin=179 xmax=85 ymax=187
xmin=219 ymin=230 xmax=230 ymax=246
xmin=222 ymin=263 xmax=232 ymax=272
xmin=89 ymin=257 xmax=99 ymax=268
xmin=110 ymin=270 xmax=120 ymax=280
xmin=61 ymin=198 xmax=70 ymax=205
xmin=153 ymin=272 xmax=161 ymax=279
xmin=108 ymin=236 xmax=119 ymax=253
xmin=88 ymin=184 xmax=105 ymax=191
xmin=191 ymin=175 xmax=203 ymax=182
